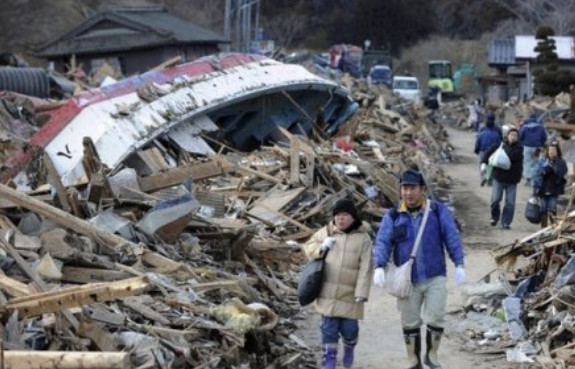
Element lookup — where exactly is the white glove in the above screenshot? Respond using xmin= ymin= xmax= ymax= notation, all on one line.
xmin=320 ymin=237 xmax=336 ymax=251
xmin=373 ymin=267 xmax=386 ymax=288
xmin=454 ymin=266 xmax=466 ymax=287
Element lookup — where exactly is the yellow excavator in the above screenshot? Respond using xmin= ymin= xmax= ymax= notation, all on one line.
xmin=428 ymin=60 xmax=454 ymax=94
xmin=428 ymin=60 xmax=478 ymax=98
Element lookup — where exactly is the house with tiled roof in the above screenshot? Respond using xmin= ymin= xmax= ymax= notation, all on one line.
xmin=34 ymin=6 xmax=229 ymax=76
xmin=487 ymin=35 xmax=575 ymax=101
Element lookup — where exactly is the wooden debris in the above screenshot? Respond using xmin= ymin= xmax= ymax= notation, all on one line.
xmin=4 ymin=276 xmax=149 ymax=318
xmin=3 ymin=351 xmax=130 ymax=369
xmin=0 ymin=63 xmax=458 ymax=369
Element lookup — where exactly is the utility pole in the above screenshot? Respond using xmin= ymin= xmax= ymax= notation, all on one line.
xmin=224 ymin=0 xmax=260 ymax=52
xmin=223 ymin=0 xmax=232 ymax=52
xmin=235 ymin=0 xmax=242 ymax=51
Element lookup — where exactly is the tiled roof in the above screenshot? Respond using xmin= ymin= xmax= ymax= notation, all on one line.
xmin=35 ymin=6 xmax=228 ymax=57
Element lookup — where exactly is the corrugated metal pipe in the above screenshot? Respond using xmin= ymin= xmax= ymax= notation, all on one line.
xmin=0 ymin=67 xmax=50 ymax=98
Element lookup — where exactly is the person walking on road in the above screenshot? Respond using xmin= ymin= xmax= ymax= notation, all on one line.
xmin=474 ymin=113 xmax=502 ymax=184
xmin=373 ymin=170 xmax=465 ymax=369
xmin=532 ymin=141 xmax=567 ymax=227
xmin=519 ymin=113 xmax=547 ymax=186
xmin=303 ymin=198 xmax=373 ymax=369
xmin=481 ymin=127 xmax=523 ymax=229
xmin=471 ymin=99 xmax=485 ymax=132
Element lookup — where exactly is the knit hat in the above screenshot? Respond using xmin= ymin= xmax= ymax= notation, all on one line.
xmin=332 ymin=198 xmax=360 ymax=220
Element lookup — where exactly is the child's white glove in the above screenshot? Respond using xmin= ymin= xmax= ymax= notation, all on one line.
xmin=320 ymin=237 xmax=336 ymax=251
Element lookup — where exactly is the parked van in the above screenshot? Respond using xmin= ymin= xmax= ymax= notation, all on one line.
xmin=392 ymin=76 xmax=421 ymax=103
xmin=368 ymin=65 xmax=392 ymax=88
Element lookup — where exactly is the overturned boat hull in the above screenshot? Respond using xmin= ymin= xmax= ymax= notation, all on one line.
xmin=3 ymin=53 xmax=358 ymax=188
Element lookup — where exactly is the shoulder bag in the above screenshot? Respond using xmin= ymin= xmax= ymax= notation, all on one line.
xmin=297 ymin=227 xmax=332 ymax=306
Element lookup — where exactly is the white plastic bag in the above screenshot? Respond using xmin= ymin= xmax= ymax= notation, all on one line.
xmin=488 ymin=144 xmax=511 ymax=170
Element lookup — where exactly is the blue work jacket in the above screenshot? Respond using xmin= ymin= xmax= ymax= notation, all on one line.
xmin=374 ymin=199 xmax=464 ymax=283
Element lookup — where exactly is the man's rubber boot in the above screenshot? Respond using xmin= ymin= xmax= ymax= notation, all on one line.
xmin=403 ymin=328 xmax=422 ymax=369
xmin=342 ymin=343 xmax=355 ymax=368
xmin=424 ymin=325 xmax=444 ymax=369
xmin=541 ymin=212 xmax=548 ymax=228
xmin=321 ymin=344 xmax=337 ymax=369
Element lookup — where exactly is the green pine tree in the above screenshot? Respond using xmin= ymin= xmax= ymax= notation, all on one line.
xmin=534 ymin=26 xmax=575 ymax=96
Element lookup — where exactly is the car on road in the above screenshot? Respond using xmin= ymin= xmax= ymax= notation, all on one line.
xmin=393 ymin=75 xmax=421 ymax=103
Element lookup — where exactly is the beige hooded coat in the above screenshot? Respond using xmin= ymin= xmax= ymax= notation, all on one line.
xmin=303 ymin=222 xmax=373 ymax=320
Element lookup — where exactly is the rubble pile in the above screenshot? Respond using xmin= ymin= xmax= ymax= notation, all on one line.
xmin=457 ymin=212 xmax=575 ymax=367
xmin=0 ymin=56 xmax=457 ymax=369
xmin=438 ymin=90 xmax=575 ymax=134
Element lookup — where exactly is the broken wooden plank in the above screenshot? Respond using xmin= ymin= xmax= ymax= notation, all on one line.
xmin=0 ymin=184 xmax=143 ymax=255
xmin=121 ymin=296 xmax=169 ymax=325
xmin=252 ymin=203 xmax=312 ymax=232
xmin=78 ymin=318 xmax=119 ymax=352
xmin=244 ymin=254 xmax=284 ymax=299
xmin=248 ymin=187 xmax=305 ymax=225
xmin=151 ymin=55 xmax=182 ymax=71
xmin=3 ymin=351 xmax=129 ymax=369
xmin=290 ymin=137 xmax=301 ymax=185
xmin=5 ymin=276 xmax=149 ymax=318
xmin=236 ymin=165 xmax=283 ymax=184
xmin=43 ymin=153 xmax=72 ymax=213
xmin=141 ymin=250 xmax=199 ymax=279
xmin=139 ymin=158 xmax=235 ymax=192
xmin=61 ymin=267 xmax=132 ymax=284
xmin=0 ymin=233 xmax=80 ymax=329
xmin=193 ymin=280 xmax=242 ymax=293
xmin=0 ymin=274 xmax=32 ymax=297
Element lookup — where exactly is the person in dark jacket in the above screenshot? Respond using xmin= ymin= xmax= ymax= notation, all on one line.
xmin=475 ymin=114 xmax=502 ymax=183
xmin=373 ymin=170 xmax=465 ymax=369
xmin=519 ymin=113 xmax=547 ymax=185
xmin=532 ymin=142 xmax=567 ymax=227
xmin=482 ymin=127 xmax=523 ymax=229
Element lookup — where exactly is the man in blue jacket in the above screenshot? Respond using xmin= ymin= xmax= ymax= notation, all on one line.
xmin=373 ymin=170 xmax=465 ymax=369
xmin=519 ymin=113 xmax=547 ymax=185
xmin=474 ymin=114 xmax=502 ymax=184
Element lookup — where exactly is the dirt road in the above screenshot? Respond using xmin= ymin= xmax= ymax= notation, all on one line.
xmin=297 ymin=127 xmax=540 ymax=368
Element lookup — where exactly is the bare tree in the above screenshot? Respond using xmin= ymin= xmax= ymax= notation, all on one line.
xmin=262 ymin=11 xmax=307 ymax=49
xmin=160 ymin=0 xmax=224 ymax=33
xmin=493 ymin=0 xmax=575 ymax=35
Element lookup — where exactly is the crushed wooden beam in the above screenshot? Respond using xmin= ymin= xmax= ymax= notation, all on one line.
xmin=0 ymin=274 xmax=32 ymax=297
xmin=0 ymin=184 xmax=143 ymax=255
xmin=4 ymin=276 xmax=149 ymax=318
xmin=62 ymin=267 xmax=132 ymax=284
xmin=43 ymin=153 xmax=72 ymax=212
xmin=3 ymin=351 xmax=130 ymax=369
xmin=139 ymin=158 xmax=235 ymax=192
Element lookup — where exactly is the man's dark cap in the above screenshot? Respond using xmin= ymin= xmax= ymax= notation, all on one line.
xmin=400 ymin=169 xmax=425 ymax=186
